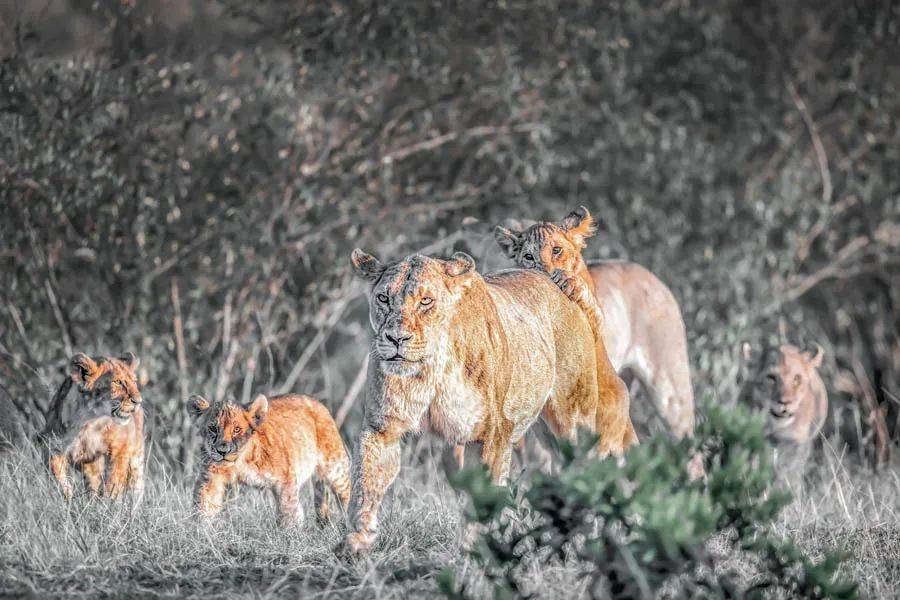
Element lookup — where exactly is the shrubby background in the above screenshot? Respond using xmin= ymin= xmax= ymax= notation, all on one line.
xmin=0 ymin=1 xmax=898 ymax=597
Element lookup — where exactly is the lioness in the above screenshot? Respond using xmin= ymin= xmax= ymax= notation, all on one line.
xmin=46 ymin=352 xmax=145 ymax=502
xmin=494 ymin=206 xmax=696 ymax=438
xmin=345 ymin=250 xmax=634 ymax=553
xmin=190 ymin=393 xmax=351 ymax=524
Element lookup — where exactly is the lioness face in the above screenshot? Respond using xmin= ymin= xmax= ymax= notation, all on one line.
xmin=189 ymin=394 xmax=268 ymax=463
xmin=350 ymin=250 xmax=476 ymax=374
xmin=70 ymin=352 xmax=143 ymax=423
xmin=494 ymin=205 xmax=597 ymax=274
xmin=769 ymin=345 xmax=824 ymax=420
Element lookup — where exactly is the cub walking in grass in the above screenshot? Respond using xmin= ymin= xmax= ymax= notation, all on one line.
xmin=189 ymin=393 xmax=350 ymax=524
xmin=45 ymin=352 xmax=146 ymax=502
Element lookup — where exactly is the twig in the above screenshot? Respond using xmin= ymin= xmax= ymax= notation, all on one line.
xmin=378 ymin=122 xmax=544 ymax=166
xmin=335 ymin=363 xmax=368 ymax=429
xmin=786 ymin=77 xmax=832 ymax=205
xmin=171 ymin=279 xmax=192 ymax=471
xmin=44 ymin=280 xmax=73 ymax=357
xmin=277 ymin=295 xmax=355 ymax=395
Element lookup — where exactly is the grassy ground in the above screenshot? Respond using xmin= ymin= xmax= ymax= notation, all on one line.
xmin=0 ymin=436 xmax=897 ymax=599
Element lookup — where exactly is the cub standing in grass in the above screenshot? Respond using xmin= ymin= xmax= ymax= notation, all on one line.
xmin=189 ymin=393 xmax=351 ymax=524
xmin=45 ymin=352 xmax=145 ymax=502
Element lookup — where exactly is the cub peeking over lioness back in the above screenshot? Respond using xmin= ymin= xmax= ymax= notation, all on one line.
xmin=189 ymin=393 xmax=350 ymax=524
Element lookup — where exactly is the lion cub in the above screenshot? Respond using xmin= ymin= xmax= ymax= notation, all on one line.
xmin=189 ymin=393 xmax=350 ymax=524
xmin=46 ymin=352 xmax=145 ymax=502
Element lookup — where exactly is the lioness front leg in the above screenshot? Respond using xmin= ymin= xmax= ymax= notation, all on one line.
xmin=345 ymin=425 xmax=403 ymax=554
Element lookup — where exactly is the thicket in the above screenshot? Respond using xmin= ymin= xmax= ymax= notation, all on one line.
xmin=441 ymin=402 xmax=858 ymax=599
xmin=0 ymin=1 xmax=897 ymax=471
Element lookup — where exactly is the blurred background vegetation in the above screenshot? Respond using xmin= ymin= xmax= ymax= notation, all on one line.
xmin=0 ymin=0 xmax=897 ymax=473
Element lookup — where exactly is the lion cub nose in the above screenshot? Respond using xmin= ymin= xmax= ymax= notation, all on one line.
xmin=384 ymin=332 xmax=411 ymax=348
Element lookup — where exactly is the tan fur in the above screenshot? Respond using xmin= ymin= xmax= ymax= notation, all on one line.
xmin=494 ymin=206 xmax=695 ymax=438
xmin=768 ymin=345 xmax=828 ymax=446
xmin=46 ymin=352 xmax=145 ymax=502
xmin=190 ymin=393 xmax=350 ymax=524
xmin=344 ymin=250 xmax=633 ymax=553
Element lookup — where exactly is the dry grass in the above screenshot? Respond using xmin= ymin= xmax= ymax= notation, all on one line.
xmin=1 ymin=436 xmax=897 ymax=599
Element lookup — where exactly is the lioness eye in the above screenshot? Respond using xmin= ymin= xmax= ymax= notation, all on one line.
xmin=421 ymin=297 xmax=433 ymax=306
xmin=552 ymin=246 xmax=562 ymax=255
xmin=376 ymin=293 xmax=389 ymax=303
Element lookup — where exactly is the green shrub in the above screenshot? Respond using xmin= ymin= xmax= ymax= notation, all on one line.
xmin=440 ymin=402 xmax=857 ymax=599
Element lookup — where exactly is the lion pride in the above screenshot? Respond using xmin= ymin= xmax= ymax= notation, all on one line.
xmin=344 ymin=249 xmax=634 ymax=553
xmin=45 ymin=352 xmax=145 ymax=502
xmin=494 ymin=206 xmax=696 ymax=439
xmin=189 ymin=393 xmax=350 ymax=524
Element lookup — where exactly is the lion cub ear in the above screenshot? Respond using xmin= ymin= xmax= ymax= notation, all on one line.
xmin=189 ymin=394 xmax=211 ymax=417
xmin=119 ymin=351 xmax=139 ymax=372
xmin=351 ymin=248 xmax=385 ymax=282
xmin=70 ymin=353 xmax=99 ymax=388
xmin=248 ymin=394 xmax=269 ymax=429
xmin=493 ymin=226 xmax=522 ymax=259
xmin=560 ymin=205 xmax=597 ymax=249
xmin=807 ymin=344 xmax=825 ymax=369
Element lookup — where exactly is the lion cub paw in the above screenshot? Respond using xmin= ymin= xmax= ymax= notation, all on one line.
xmin=338 ymin=531 xmax=376 ymax=557
xmin=550 ymin=268 xmax=580 ymax=300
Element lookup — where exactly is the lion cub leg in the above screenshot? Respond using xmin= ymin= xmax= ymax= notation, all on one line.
xmin=276 ymin=479 xmax=306 ymax=525
xmin=127 ymin=452 xmax=145 ymax=506
xmin=81 ymin=456 xmax=106 ymax=496
xmin=104 ymin=454 xmax=131 ymax=500
xmin=315 ymin=453 xmax=351 ymax=522
xmin=195 ymin=471 xmax=228 ymax=519
xmin=49 ymin=454 xmax=74 ymax=501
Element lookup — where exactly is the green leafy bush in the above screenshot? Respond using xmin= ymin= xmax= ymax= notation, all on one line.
xmin=441 ymin=402 xmax=857 ymax=599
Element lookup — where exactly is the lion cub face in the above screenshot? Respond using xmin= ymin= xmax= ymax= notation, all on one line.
xmin=493 ymin=205 xmax=597 ymax=275
xmin=350 ymin=250 xmax=477 ymax=374
xmin=769 ymin=345 xmax=824 ymax=420
xmin=190 ymin=394 xmax=268 ymax=463
xmin=70 ymin=352 xmax=143 ymax=423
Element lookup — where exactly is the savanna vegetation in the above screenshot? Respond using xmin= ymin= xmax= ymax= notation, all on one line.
xmin=0 ymin=1 xmax=897 ymax=597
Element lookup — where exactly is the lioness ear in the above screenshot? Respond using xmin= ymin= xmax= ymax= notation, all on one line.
xmin=248 ymin=394 xmax=269 ymax=429
xmin=189 ymin=394 xmax=210 ymax=417
xmin=70 ymin=353 xmax=99 ymax=387
xmin=351 ymin=248 xmax=385 ymax=282
xmin=444 ymin=252 xmax=476 ymax=278
xmin=560 ymin=205 xmax=597 ymax=248
xmin=493 ymin=226 xmax=522 ymax=259
xmin=119 ymin=351 xmax=139 ymax=371
xmin=808 ymin=344 xmax=825 ymax=369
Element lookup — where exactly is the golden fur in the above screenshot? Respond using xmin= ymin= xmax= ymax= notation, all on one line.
xmin=344 ymin=250 xmax=634 ymax=553
xmin=190 ymin=393 xmax=350 ymax=524
xmin=768 ymin=344 xmax=828 ymax=446
xmin=494 ymin=206 xmax=696 ymax=438
xmin=46 ymin=352 xmax=145 ymax=502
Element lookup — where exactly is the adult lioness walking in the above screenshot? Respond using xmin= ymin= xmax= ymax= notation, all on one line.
xmin=345 ymin=250 xmax=633 ymax=553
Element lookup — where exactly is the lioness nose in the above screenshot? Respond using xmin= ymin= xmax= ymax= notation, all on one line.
xmin=385 ymin=332 xmax=411 ymax=347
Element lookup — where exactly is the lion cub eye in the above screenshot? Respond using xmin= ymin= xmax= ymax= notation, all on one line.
xmin=420 ymin=297 xmax=433 ymax=306
xmin=793 ymin=374 xmax=802 ymax=387
xmin=376 ymin=293 xmax=389 ymax=304
xmin=552 ymin=246 xmax=562 ymax=256
xmin=233 ymin=427 xmax=243 ymax=435
xmin=523 ymin=254 xmax=534 ymax=262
